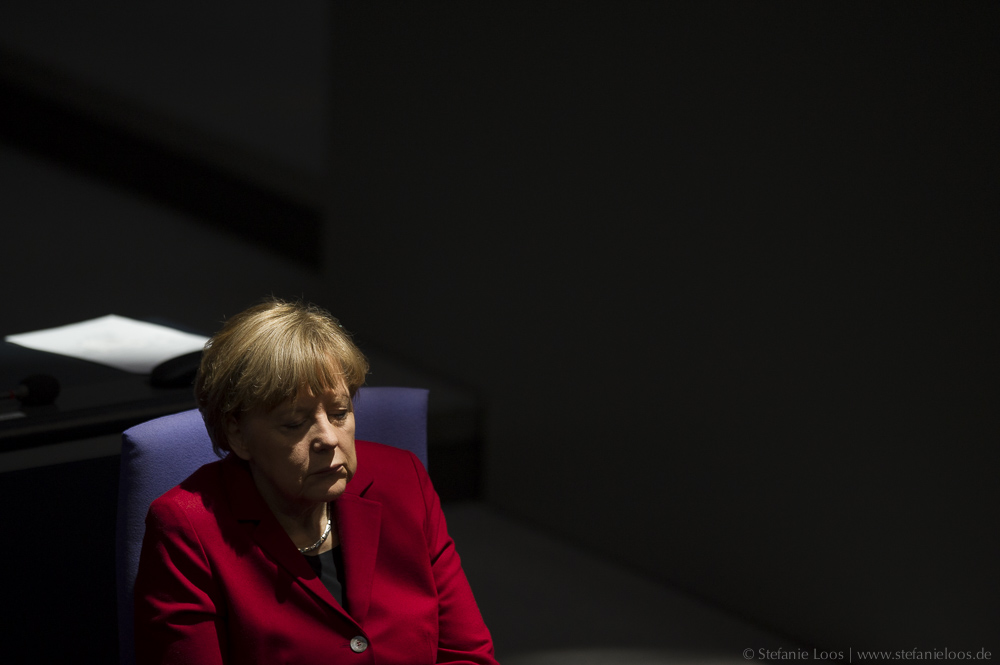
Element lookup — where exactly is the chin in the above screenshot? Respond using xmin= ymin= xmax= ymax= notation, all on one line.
xmin=322 ymin=479 xmax=349 ymax=502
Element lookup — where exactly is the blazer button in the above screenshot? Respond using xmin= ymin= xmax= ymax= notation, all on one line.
xmin=350 ymin=635 xmax=369 ymax=653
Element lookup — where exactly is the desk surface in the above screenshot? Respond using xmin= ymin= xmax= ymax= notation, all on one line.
xmin=0 ymin=341 xmax=195 ymax=451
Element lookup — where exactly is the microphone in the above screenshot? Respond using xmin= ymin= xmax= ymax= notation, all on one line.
xmin=3 ymin=374 xmax=61 ymax=406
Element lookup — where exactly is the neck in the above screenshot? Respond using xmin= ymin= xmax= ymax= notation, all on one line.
xmin=247 ymin=464 xmax=335 ymax=550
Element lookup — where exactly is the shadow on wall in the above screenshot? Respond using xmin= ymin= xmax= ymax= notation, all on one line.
xmin=0 ymin=145 xmax=326 ymax=336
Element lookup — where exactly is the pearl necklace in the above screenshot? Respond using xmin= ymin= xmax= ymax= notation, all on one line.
xmin=298 ymin=505 xmax=332 ymax=554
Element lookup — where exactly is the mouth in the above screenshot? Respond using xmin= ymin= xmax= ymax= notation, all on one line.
xmin=314 ymin=464 xmax=344 ymax=476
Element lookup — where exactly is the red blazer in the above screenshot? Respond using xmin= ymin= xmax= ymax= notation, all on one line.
xmin=134 ymin=440 xmax=498 ymax=665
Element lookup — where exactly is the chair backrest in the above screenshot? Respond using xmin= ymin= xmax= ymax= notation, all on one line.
xmin=115 ymin=386 xmax=428 ymax=665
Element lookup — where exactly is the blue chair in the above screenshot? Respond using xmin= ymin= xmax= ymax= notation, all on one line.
xmin=115 ymin=386 xmax=428 ymax=665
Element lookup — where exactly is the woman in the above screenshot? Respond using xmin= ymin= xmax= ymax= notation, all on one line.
xmin=134 ymin=300 xmax=498 ymax=664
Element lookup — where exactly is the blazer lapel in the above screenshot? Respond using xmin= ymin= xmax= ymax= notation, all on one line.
xmin=334 ymin=449 xmax=381 ymax=626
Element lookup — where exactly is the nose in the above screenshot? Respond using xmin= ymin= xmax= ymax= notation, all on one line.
xmin=311 ymin=413 xmax=343 ymax=453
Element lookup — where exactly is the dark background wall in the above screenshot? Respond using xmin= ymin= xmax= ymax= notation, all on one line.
xmin=326 ymin=3 xmax=1000 ymax=650
xmin=2 ymin=1 xmax=997 ymax=655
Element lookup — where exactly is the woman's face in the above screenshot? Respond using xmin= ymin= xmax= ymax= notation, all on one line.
xmin=227 ymin=385 xmax=357 ymax=516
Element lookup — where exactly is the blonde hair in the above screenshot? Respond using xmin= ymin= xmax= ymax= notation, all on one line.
xmin=194 ymin=299 xmax=369 ymax=455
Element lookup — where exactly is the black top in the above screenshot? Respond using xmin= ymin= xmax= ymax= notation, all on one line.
xmin=303 ymin=545 xmax=346 ymax=610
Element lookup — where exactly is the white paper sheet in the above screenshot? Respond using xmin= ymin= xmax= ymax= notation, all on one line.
xmin=5 ymin=315 xmax=209 ymax=374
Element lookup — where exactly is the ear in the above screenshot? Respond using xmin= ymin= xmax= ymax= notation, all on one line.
xmin=226 ymin=415 xmax=253 ymax=461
